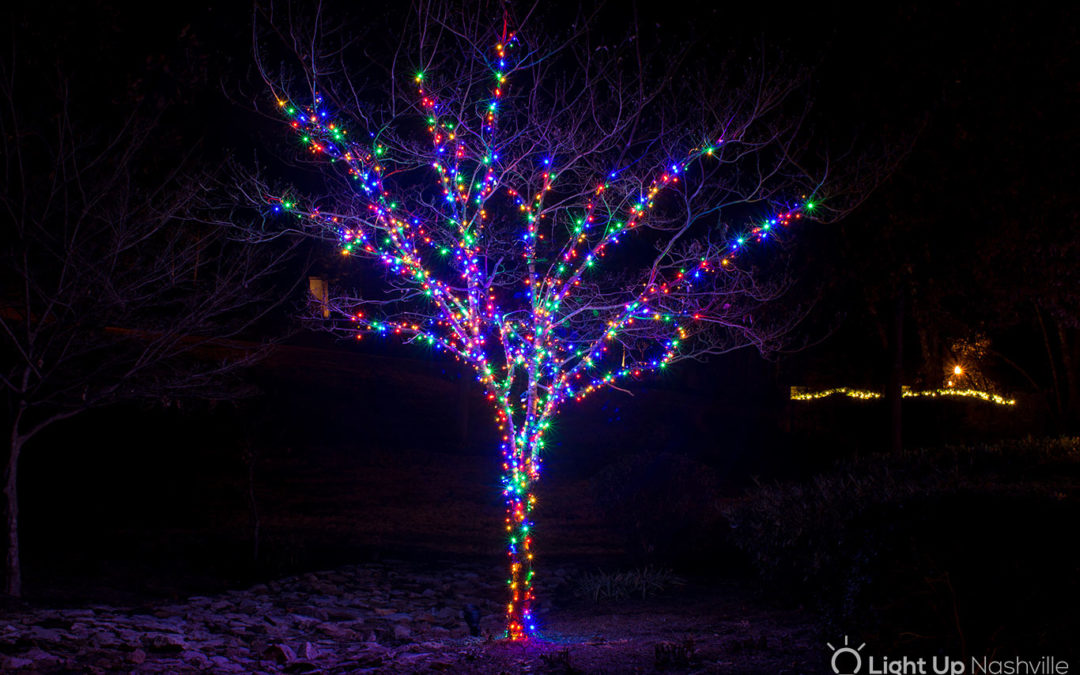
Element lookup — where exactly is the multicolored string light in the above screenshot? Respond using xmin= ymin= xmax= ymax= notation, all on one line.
xmin=268 ymin=31 xmax=817 ymax=639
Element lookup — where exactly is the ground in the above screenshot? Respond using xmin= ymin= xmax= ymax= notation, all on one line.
xmin=0 ymin=559 xmax=824 ymax=674
xmin=14 ymin=353 xmax=1058 ymax=672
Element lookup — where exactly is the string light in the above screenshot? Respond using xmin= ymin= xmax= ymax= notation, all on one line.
xmin=904 ymin=388 xmax=1015 ymax=406
xmin=790 ymin=387 xmax=1016 ymax=406
xmin=268 ymin=32 xmax=818 ymax=640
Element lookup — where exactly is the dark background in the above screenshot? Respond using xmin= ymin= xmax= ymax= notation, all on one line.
xmin=3 ymin=0 xmax=1077 ymax=660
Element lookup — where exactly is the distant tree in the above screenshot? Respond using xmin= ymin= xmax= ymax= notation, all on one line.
xmin=0 ymin=56 xmax=300 ymax=597
xmin=245 ymin=2 xmax=873 ymax=638
xmin=820 ymin=3 xmax=1078 ymax=432
xmin=967 ymin=22 xmax=1079 ymax=427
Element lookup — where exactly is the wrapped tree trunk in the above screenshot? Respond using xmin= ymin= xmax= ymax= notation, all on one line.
xmin=502 ymin=451 xmax=538 ymax=639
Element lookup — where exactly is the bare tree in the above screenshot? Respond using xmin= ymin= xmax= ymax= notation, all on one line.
xmin=247 ymin=1 xmax=862 ymax=638
xmin=0 ymin=59 xmax=300 ymax=597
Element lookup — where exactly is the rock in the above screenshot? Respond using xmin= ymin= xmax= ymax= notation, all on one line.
xmin=236 ymin=599 xmax=264 ymax=614
xmin=264 ymin=643 xmax=297 ymax=664
xmin=181 ymin=650 xmax=211 ymax=668
xmin=325 ymin=607 xmax=361 ymax=621
xmin=434 ymin=607 xmax=457 ymax=620
xmin=294 ymin=605 xmax=329 ymax=620
xmin=315 ymin=622 xmax=356 ymax=639
xmin=289 ymin=614 xmax=321 ymax=626
xmin=2 ymin=655 xmax=34 ymax=669
xmin=144 ymin=634 xmax=186 ymax=653
xmin=0 ymin=561 xmax=599 ymax=674
xmin=23 ymin=647 xmax=63 ymax=666
xmin=29 ymin=626 xmax=65 ymax=643
xmin=427 ymin=658 xmax=459 ymax=670
xmin=211 ymin=655 xmax=246 ymax=672
xmin=90 ymin=630 xmax=121 ymax=648
xmin=398 ymin=652 xmax=432 ymax=664
xmin=153 ymin=608 xmax=184 ymax=619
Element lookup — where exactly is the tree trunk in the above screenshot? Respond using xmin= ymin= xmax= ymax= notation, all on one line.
xmin=1036 ymin=304 xmax=1063 ymax=422
xmin=244 ymin=445 xmax=261 ymax=565
xmin=502 ymin=452 xmax=537 ymax=639
xmin=4 ymin=437 xmax=22 ymax=597
xmin=1057 ymin=323 xmax=1079 ymax=427
xmin=886 ymin=292 xmax=904 ymax=454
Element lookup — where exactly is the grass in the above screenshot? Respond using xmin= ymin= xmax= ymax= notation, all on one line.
xmin=572 ymin=566 xmax=685 ymax=603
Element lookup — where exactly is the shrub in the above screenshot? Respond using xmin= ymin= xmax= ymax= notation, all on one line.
xmin=724 ymin=437 xmax=1080 ymax=656
xmin=591 ymin=451 xmax=722 ymax=561
xmin=573 ymin=566 xmax=685 ymax=603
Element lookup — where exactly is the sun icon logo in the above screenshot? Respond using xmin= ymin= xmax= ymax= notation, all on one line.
xmin=827 ymin=635 xmax=866 ymax=674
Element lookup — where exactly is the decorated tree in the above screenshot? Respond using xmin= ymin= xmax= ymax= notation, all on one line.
xmin=249 ymin=4 xmax=851 ymax=639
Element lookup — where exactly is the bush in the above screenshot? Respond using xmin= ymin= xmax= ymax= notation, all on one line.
xmin=724 ymin=437 xmax=1080 ymax=657
xmin=591 ymin=451 xmax=723 ymax=562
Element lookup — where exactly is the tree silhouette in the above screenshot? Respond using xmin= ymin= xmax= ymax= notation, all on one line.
xmin=0 ymin=54 xmax=299 ymax=597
